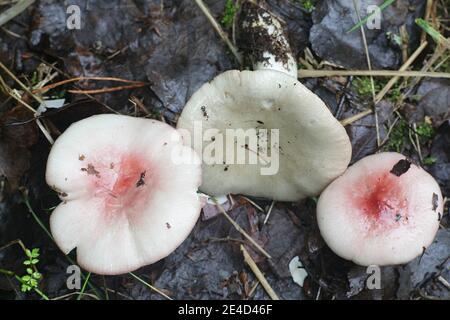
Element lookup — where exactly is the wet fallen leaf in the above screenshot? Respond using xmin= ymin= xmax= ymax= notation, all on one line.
xmin=0 ymin=106 xmax=38 ymax=189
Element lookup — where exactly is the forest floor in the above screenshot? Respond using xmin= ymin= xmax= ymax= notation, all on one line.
xmin=0 ymin=0 xmax=449 ymax=300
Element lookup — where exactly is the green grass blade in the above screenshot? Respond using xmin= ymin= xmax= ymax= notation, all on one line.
xmin=415 ymin=18 xmax=446 ymax=44
xmin=347 ymin=0 xmax=395 ymax=33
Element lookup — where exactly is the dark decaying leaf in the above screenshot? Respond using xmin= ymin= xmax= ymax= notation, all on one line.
xmin=0 ymin=0 xmax=447 ymax=300
xmin=429 ymin=121 xmax=450 ymax=199
xmin=397 ymin=230 xmax=450 ymax=299
xmin=29 ymin=0 xmax=234 ymax=118
xmin=344 ymin=100 xmax=394 ymax=163
xmin=390 ymin=158 xmax=412 ymax=177
xmin=309 ymin=0 xmax=425 ymax=70
xmin=416 ymin=79 xmax=450 ymax=126
xmin=145 ymin=205 xmax=307 ymax=300
xmin=0 ymin=106 xmax=39 ymax=190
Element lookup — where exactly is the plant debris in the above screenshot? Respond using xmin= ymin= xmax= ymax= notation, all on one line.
xmin=0 ymin=0 xmax=448 ymax=301
xmin=390 ymin=159 xmax=412 ymax=176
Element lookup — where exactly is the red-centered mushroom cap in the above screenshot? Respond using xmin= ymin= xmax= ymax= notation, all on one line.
xmin=46 ymin=114 xmax=202 ymax=275
xmin=317 ymin=152 xmax=443 ymax=266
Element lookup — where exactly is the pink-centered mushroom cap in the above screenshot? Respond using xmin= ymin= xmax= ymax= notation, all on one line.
xmin=46 ymin=114 xmax=202 ymax=275
xmin=317 ymin=152 xmax=443 ymax=266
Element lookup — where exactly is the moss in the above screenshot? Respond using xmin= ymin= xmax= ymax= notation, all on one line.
xmin=416 ymin=122 xmax=435 ymax=142
xmin=386 ymin=85 xmax=402 ymax=104
xmin=352 ymin=76 xmax=403 ymax=104
xmin=221 ymin=0 xmax=239 ymax=28
xmin=383 ymin=120 xmax=436 ymax=153
xmin=436 ymin=55 xmax=450 ymax=73
xmin=384 ymin=118 xmax=408 ymax=152
xmin=352 ymin=77 xmax=382 ymax=97
xmin=301 ymin=0 xmax=315 ymax=12
xmin=423 ymin=156 xmax=437 ymax=166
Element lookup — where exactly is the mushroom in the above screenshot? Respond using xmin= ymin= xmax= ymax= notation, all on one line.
xmin=317 ymin=152 xmax=443 ymax=266
xmin=177 ymin=70 xmax=351 ymax=201
xmin=176 ymin=2 xmax=351 ymax=201
xmin=46 ymin=114 xmax=202 ymax=275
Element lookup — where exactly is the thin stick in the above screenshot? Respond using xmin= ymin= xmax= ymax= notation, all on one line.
xmin=194 ymin=0 xmax=243 ymax=65
xmin=413 ymin=122 xmax=423 ymax=161
xmin=437 ymin=275 xmax=450 ymax=290
xmin=0 ymin=60 xmax=43 ymax=103
xmin=241 ymin=245 xmax=279 ymax=300
xmin=408 ymin=44 xmax=448 ymax=93
xmin=129 ymin=272 xmax=172 ymax=300
xmin=213 ymin=198 xmax=272 ymax=259
xmin=421 ymin=0 xmax=434 ymax=44
xmin=340 ymin=109 xmax=373 ymax=126
xmin=263 ymin=201 xmax=275 ymax=225
xmin=352 ymin=0 xmax=376 ymax=103
xmin=52 ymin=291 xmax=100 ymax=300
xmin=34 ymin=76 xmax=148 ymax=94
xmin=375 ymin=41 xmax=428 ymax=103
xmin=68 ymin=83 xmax=147 ymax=95
xmin=408 ymin=124 xmax=420 ymax=158
xmin=0 ymin=0 xmax=34 ymax=27
xmin=353 ymin=0 xmax=379 ymax=146
xmin=239 ymin=195 xmax=264 ymax=212
xmin=298 ymin=69 xmax=450 ymax=78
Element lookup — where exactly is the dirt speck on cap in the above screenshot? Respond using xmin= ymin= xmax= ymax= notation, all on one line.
xmin=81 ymin=164 xmax=100 ymax=178
xmin=136 ymin=171 xmax=146 ymax=188
xmin=432 ymin=193 xmax=438 ymax=211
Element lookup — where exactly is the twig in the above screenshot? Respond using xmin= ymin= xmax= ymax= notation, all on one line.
xmin=298 ymin=69 xmax=450 ymax=78
xmin=33 ymin=76 xmax=148 ymax=94
xmin=68 ymin=84 xmax=147 ymax=95
xmin=421 ymin=0 xmax=434 ymax=44
xmin=0 ymin=61 xmax=55 ymax=143
xmin=375 ymin=41 xmax=428 ymax=104
xmin=263 ymin=201 xmax=275 ymax=225
xmin=340 ymin=109 xmax=373 ymax=126
xmin=413 ymin=123 xmax=423 ymax=161
xmin=353 ymin=0 xmax=378 ymax=146
xmin=194 ymin=0 xmax=243 ymax=65
xmin=406 ymin=44 xmax=448 ymax=96
xmin=316 ymin=286 xmax=322 ymax=300
xmin=437 ymin=275 xmax=450 ymax=290
xmin=52 ymin=291 xmax=100 ymax=300
xmin=399 ymin=25 xmax=409 ymax=63
xmin=408 ymin=123 xmax=421 ymax=158
xmin=0 ymin=0 xmax=34 ymax=27
xmin=239 ymin=195 xmax=264 ymax=212
xmin=240 ymin=245 xmax=279 ymax=300
xmin=380 ymin=115 xmax=400 ymax=147
xmin=212 ymin=198 xmax=272 ymax=259
xmin=129 ymin=272 xmax=173 ymax=300
xmin=0 ymin=60 xmax=43 ymax=103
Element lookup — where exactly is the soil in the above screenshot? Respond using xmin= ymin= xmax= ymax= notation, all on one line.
xmin=0 ymin=0 xmax=448 ymax=300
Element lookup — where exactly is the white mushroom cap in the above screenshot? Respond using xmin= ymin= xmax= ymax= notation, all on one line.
xmin=177 ymin=69 xmax=352 ymax=201
xmin=317 ymin=152 xmax=443 ymax=266
xmin=46 ymin=114 xmax=202 ymax=275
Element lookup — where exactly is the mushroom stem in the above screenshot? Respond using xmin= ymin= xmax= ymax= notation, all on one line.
xmin=238 ymin=0 xmax=297 ymax=78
